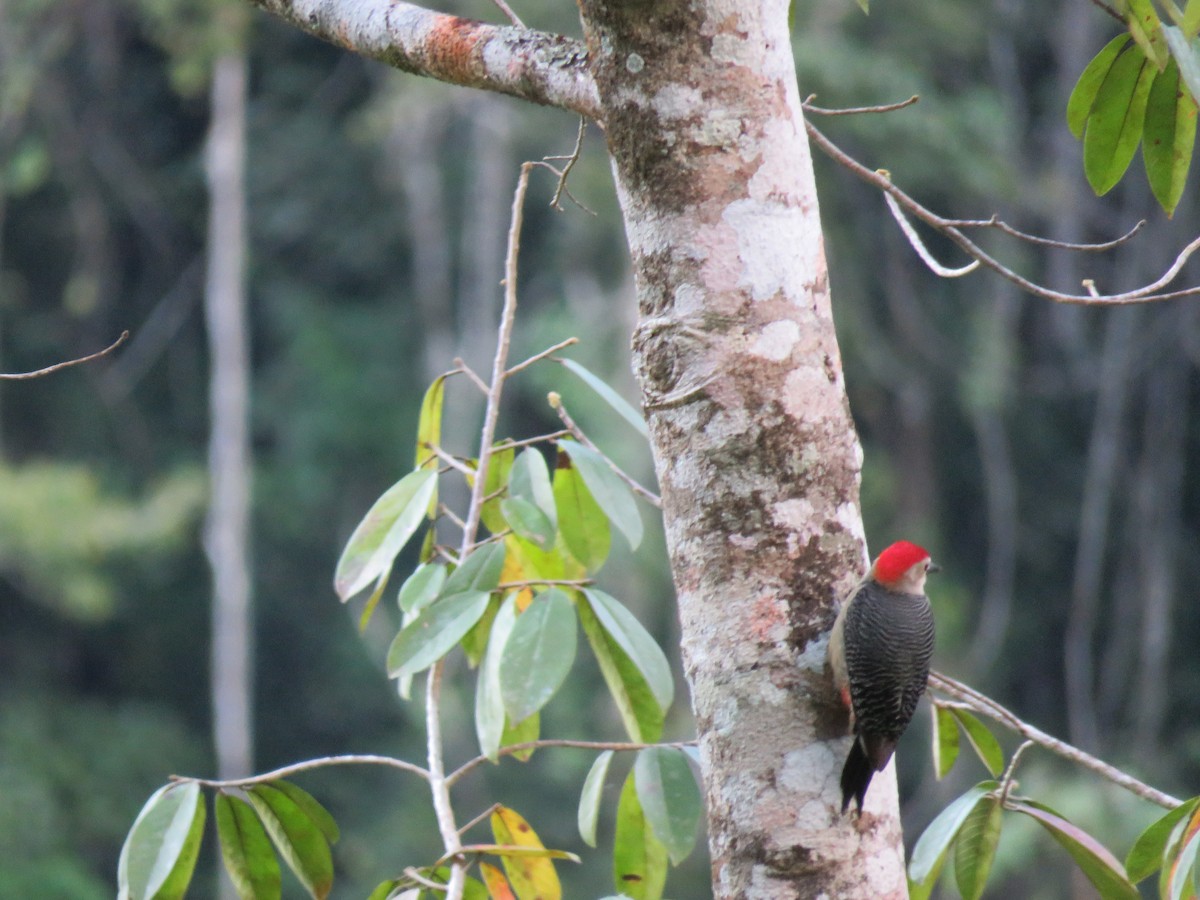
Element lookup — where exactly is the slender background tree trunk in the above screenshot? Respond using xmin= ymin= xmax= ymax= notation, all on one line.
xmin=205 ymin=45 xmax=254 ymax=799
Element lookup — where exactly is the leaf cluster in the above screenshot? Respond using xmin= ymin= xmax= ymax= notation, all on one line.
xmin=1069 ymin=2 xmax=1200 ymax=214
xmin=914 ymin=701 xmax=1200 ymax=899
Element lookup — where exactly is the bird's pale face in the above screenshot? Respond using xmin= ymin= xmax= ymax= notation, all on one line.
xmin=892 ymin=558 xmax=934 ymax=594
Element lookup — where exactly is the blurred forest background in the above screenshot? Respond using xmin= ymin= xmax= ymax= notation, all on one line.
xmin=2 ymin=0 xmax=1199 ymax=896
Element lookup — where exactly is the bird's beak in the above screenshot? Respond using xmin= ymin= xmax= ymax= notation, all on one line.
xmin=928 ymin=562 xmax=942 ymax=574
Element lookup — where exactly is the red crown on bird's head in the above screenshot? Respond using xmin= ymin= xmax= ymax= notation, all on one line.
xmin=871 ymin=540 xmax=932 ymax=586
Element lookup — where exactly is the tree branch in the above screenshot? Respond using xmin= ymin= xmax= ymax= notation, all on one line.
xmin=0 ymin=331 xmax=128 ymax=380
xmin=169 ymin=753 xmax=430 ymax=787
xmin=246 ymin=0 xmax=600 ymax=119
xmin=805 ymin=119 xmax=1200 ymax=305
xmin=928 ymin=671 xmax=1182 ymax=809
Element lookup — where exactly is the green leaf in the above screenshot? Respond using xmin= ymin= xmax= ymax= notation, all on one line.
xmin=365 ymin=879 xmax=402 ymax=900
xmin=500 ymin=709 xmax=540 ymax=761
xmin=509 ymin=448 xmax=557 ymax=526
xmin=1084 ymin=42 xmax=1156 ymax=195
xmin=414 ymin=375 xmax=446 ymax=470
xmin=501 ymin=497 xmax=556 ymax=550
xmin=633 ymin=748 xmax=701 ymax=865
xmin=480 ymin=447 xmax=515 ymax=535
xmin=553 ymin=459 xmax=611 ymax=572
xmin=949 ymin=708 xmax=1004 ymax=777
xmin=558 ymin=441 xmax=643 ymax=550
xmin=334 ymin=469 xmax=437 ymax=601
xmin=215 ymin=792 xmax=282 ymax=900
xmin=117 ymin=782 xmax=206 ymax=900
xmin=583 ymin=589 xmax=673 ymax=710
xmin=1144 ymin=58 xmax=1198 ymax=214
xmin=908 ymin=782 xmax=998 ymax=888
xmin=953 ymin=794 xmax=1002 ymax=900
xmin=246 ymin=784 xmax=334 ymax=900
xmin=578 ymin=751 xmax=614 ymax=848
xmin=499 ymin=589 xmax=577 ymax=723
xmin=270 ymin=782 xmax=339 ymax=845
xmin=476 ymin=594 xmax=519 ymax=760
xmin=560 ymin=358 xmax=649 ymax=438
xmin=932 ymin=704 xmax=960 ymax=780
xmin=397 ymin=562 xmax=448 ymax=616
xmin=1164 ymin=25 xmax=1200 ymax=108
xmin=357 ymin=570 xmax=391 ymax=632
xmin=578 ymin=597 xmax=665 ymax=743
xmin=1008 ymin=799 xmax=1140 ymax=900
xmin=613 ymin=769 xmax=668 ymax=900
xmin=461 ymin=593 xmax=501 ymax=668
xmin=386 ymin=590 xmax=493 ymax=678
xmin=442 ymin=542 xmax=507 ymax=596
xmin=1186 ymin=0 xmax=1200 ymax=34
xmin=1127 ymin=796 xmax=1199 ymax=882
xmin=1068 ymin=34 xmax=1133 ymax=138
xmin=1128 ymin=0 xmax=1170 ymax=69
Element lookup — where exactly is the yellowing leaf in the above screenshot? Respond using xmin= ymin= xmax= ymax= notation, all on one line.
xmin=479 ymin=861 xmax=517 ymax=900
xmin=490 ymin=806 xmax=562 ymax=900
xmin=414 ymin=375 xmax=446 ymax=470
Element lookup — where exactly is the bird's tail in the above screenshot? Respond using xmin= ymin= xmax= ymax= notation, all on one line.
xmin=840 ymin=738 xmax=874 ymax=813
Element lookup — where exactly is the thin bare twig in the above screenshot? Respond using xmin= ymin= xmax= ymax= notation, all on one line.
xmin=1088 ymin=0 xmax=1125 ymax=23
xmin=929 ymin=671 xmax=1181 ymax=809
xmin=544 ymin=117 xmax=590 ymax=211
xmin=0 ymin=331 xmax=129 ymax=380
xmin=945 ymin=215 xmax=1146 ymax=251
xmin=802 ymin=94 xmax=920 ymax=116
xmin=452 ymin=357 xmax=491 ymax=394
xmin=493 ymin=429 xmax=571 ymax=451
xmin=426 ymin=662 xmax=465 ymax=897
xmin=439 ymin=503 xmax=467 ymax=530
xmin=489 ymin=0 xmax=524 ymax=27
xmin=457 ymin=802 xmax=503 ymax=836
xmin=459 ymin=163 xmax=534 ymax=553
xmin=425 ymin=443 xmax=475 ymax=476
xmin=806 ymin=120 xmax=1200 ymax=305
xmin=405 ymin=866 xmax=454 ymax=891
xmin=496 ymin=578 xmax=593 ymax=590
xmin=426 ymin=164 xmax=538 ymax=900
xmin=168 ymin=753 xmax=430 ymax=787
xmin=883 ymin=189 xmax=980 ymax=277
xmin=548 ymin=392 xmax=662 ymax=508
xmin=506 ymin=336 xmax=579 ymax=377
xmin=998 ymin=739 xmax=1035 ymax=805
xmin=446 ymin=738 xmax=696 ymax=787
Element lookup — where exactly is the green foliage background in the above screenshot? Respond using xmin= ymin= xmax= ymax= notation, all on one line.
xmin=3 ymin=0 xmax=1200 ymax=896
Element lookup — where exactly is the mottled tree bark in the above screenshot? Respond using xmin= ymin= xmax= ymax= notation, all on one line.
xmin=576 ymin=2 xmax=902 ymax=895
xmin=247 ymin=0 xmax=908 ymax=894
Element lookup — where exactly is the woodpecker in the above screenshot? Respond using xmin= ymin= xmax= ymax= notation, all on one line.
xmin=827 ymin=540 xmax=937 ymax=813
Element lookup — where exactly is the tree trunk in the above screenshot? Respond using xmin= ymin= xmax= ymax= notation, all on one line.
xmin=205 ymin=48 xmax=254 ymax=789
xmin=246 ymin=0 xmax=907 ymax=894
xmin=577 ymin=2 xmax=904 ymax=895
